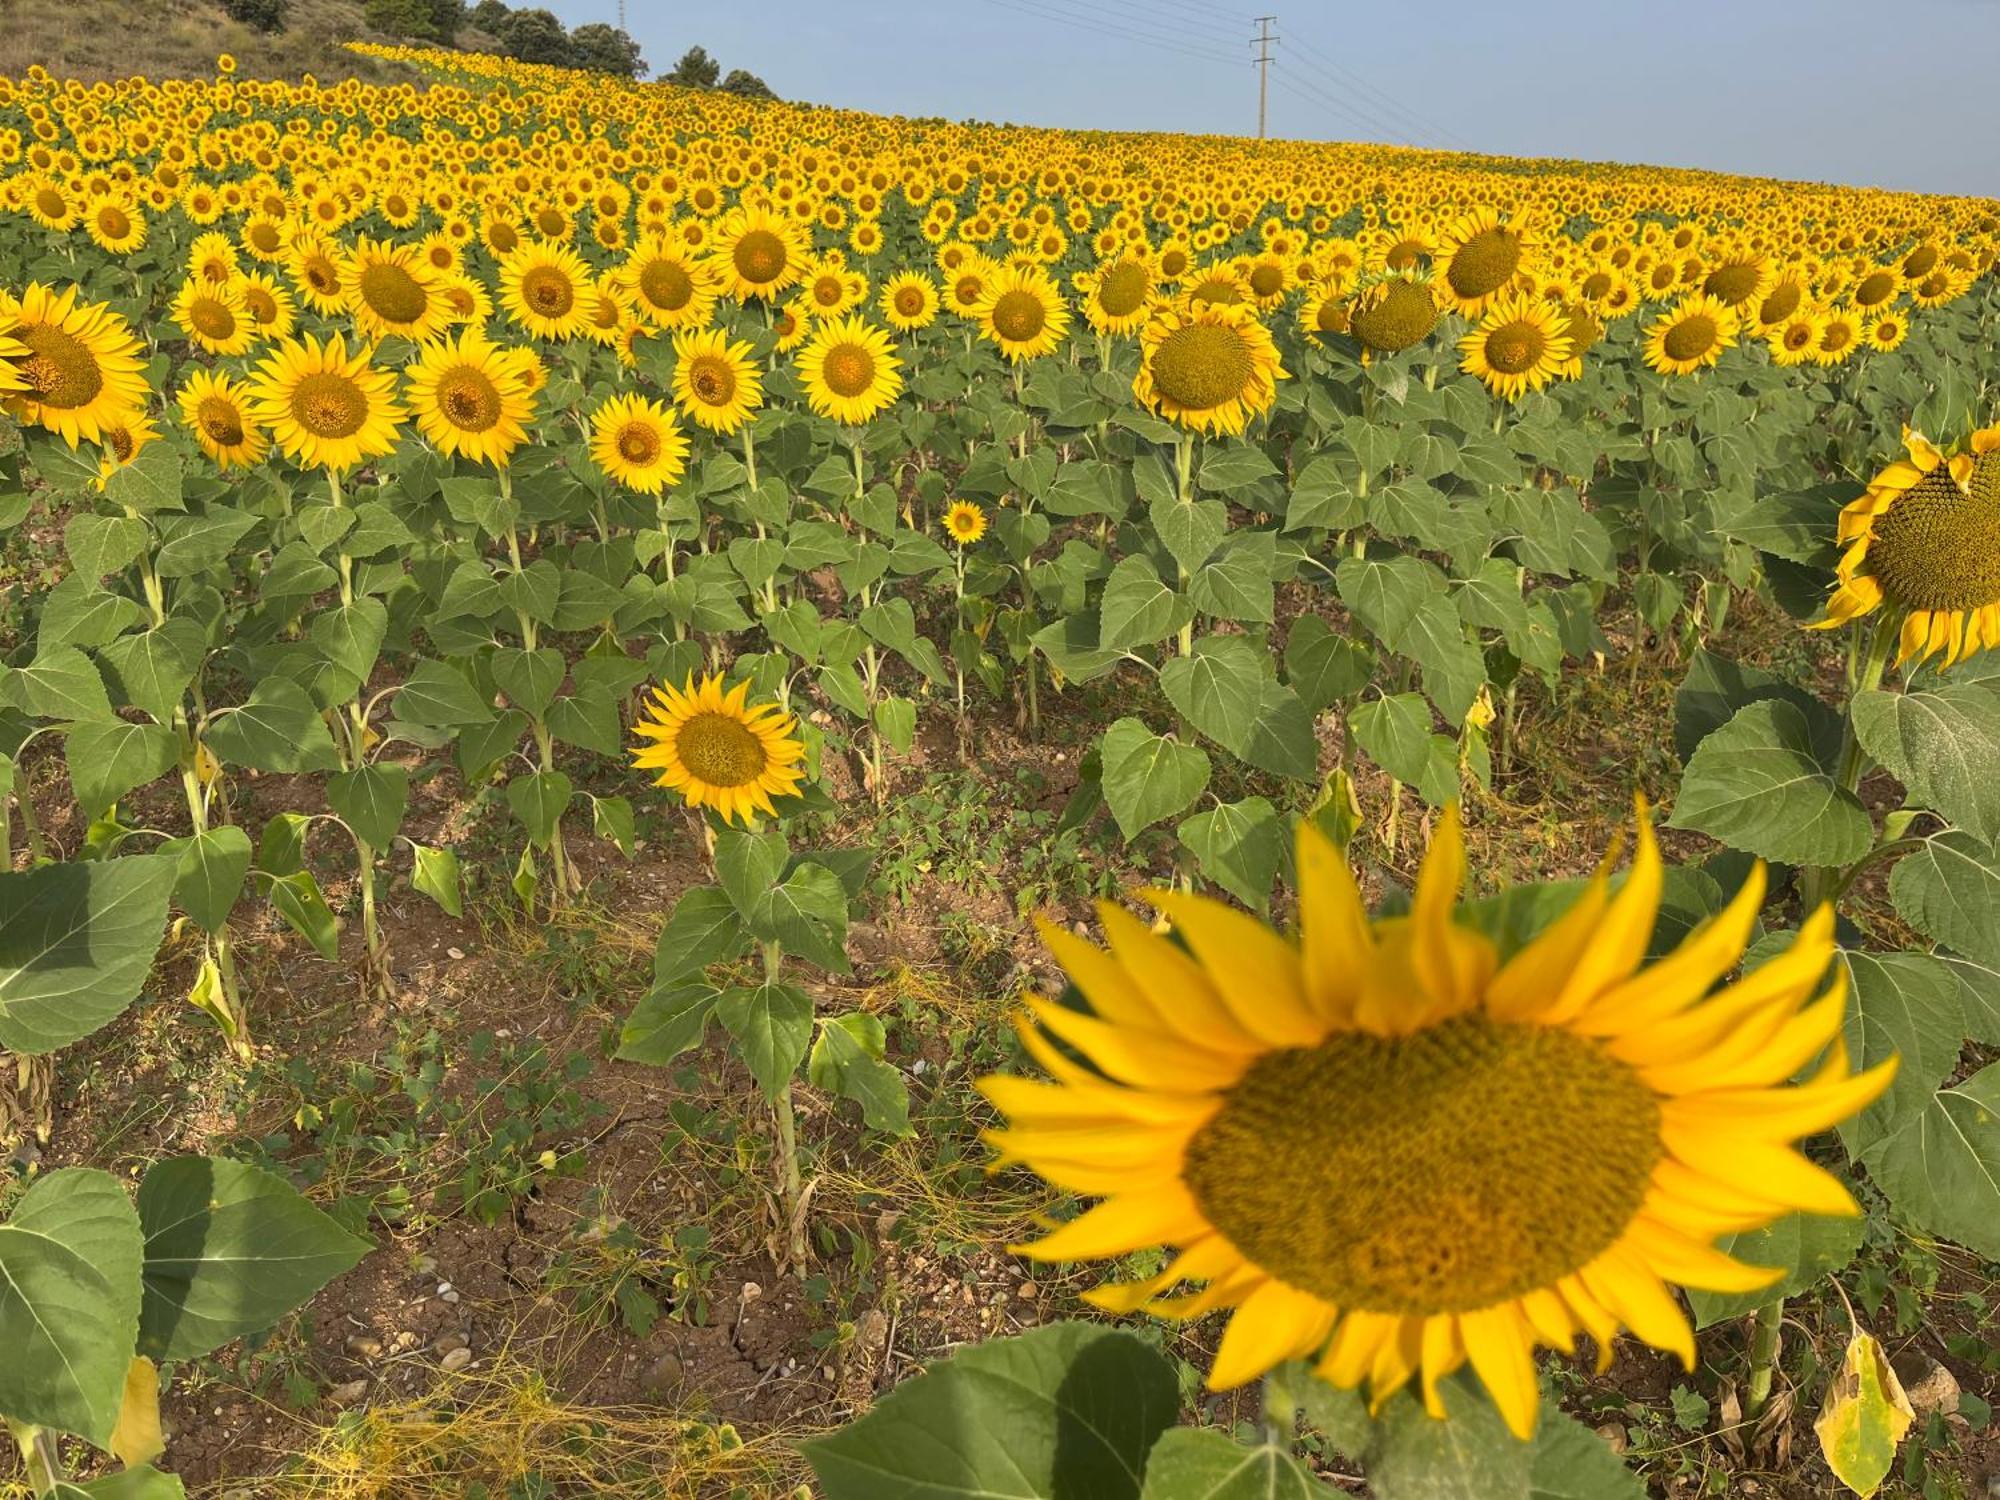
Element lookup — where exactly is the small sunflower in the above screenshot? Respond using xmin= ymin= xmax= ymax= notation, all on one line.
xmin=1813 ymin=425 xmax=2000 ymax=667
xmin=499 ymin=240 xmax=594 ymax=340
xmin=1643 ymin=294 xmax=1738 ymax=376
xmin=671 ymin=326 xmax=763 ymax=436
xmin=630 ymin=674 xmax=808 ymax=826
xmin=1 ymin=282 xmax=150 ymax=447
xmin=615 ymin=232 xmax=719 ymax=330
xmin=1767 ymin=309 xmax=1825 ymax=368
xmin=710 ymin=203 xmax=808 ymax=302
xmin=1133 ymin=301 xmax=1287 ymax=438
xmin=93 ymin=410 xmax=161 ymax=489
xmin=773 ymin=296 xmax=814 ymax=352
xmin=880 ymin=270 xmax=942 ymax=332
xmin=589 ymin=391 xmax=690 ymax=495
xmin=983 ymin=806 xmax=1893 ymax=1441
xmin=973 ymin=264 xmax=1071 ymax=362
xmin=246 ymin=332 xmax=406 ymax=472
xmin=944 ymin=500 xmax=988 ymax=545
xmin=171 ymin=276 xmax=256 ymax=356
xmin=1865 ymin=311 xmax=1909 ymax=354
xmin=288 ymin=231 xmax=350 ymax=317
xmin=84 ymin=194 xmax=146 ymax=255
xmin=404 ymin=327 xmax=537 ymax=468
xmin=1458 ymin=294 xmax=1573 ymax=401
xmin=1814 ymin=309 xmax=1861 ymax=366
xmin=796 ymin=313 xmax=904 ymax=426
xmin=177 ymin=367 xmax=268 ymax=470
xmin=237 ymin=271 xmax=298 ymax=341
xmin=1298 ymin=282 xmax=1351 ymax=347
xmin=342 ymin=236 xmax=451 ymax=343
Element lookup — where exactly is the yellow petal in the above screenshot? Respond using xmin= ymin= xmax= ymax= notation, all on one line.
xmin=1097 ymin=902 xmax=1259 ymax=1053
xmin=1574 ymin=862 xmax=1767 ymax=1036
xmin=1296 ymin=820 xmax=1371 ymax=1025
xmin=1010 ymin=1185 xmax=1205 ymax=1261
xmin=1209 ymin=1280 xmax=1339 ymax=1389
xmin=1460 ymin=1304 xmax=1540 ymax=1440
xmin=1143 ymin=889 xmax=1323 ymax=1048
xmin=1542 ymin=798 xmax=1660 ymax=1024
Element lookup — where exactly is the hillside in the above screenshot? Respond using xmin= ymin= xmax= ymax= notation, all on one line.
xmin=0 ymin=0 xmax=433 ymax=83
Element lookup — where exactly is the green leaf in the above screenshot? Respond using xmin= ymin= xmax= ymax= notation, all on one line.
xmin=266 ymin=870 xmax=340 ymax=961
xmin=1138 ymin=1429 xmax=1327 ymax=1499
xmin=0 ymin=854 xmax=176 ymax=1054
xmin=1197 ymin=442 xmax=1279 ymax=492
xmin=309 ymin=598 xmax=388 ymax=684
xmin=1860 ymin=1060 xmax=2000 ymax=1259
xmin=809 ymin=1013 xmax=913 ymax=1135
xmin=6 ymin=645 xmax=117 ymax=723
xmin=804 ymin=1322 xmax=1179 ymax=1500
xmin=1365 ymin=1380 xmax=1531 ymax=1500
xmin=0 ymin=1168 xmax=145 ymax=1445
xmin=136 ymin=1156 xmax=370 ymax=1363
xmin=1100 ymin=717 xmax=1211 ymax=842
xmin=395 ymin=660 xmax=495 ymax=728
xmin=750 ymin=862 xmax=851 ymax=973
xmin=326 ymin=764 xmax=410 ymax=852
xmin=96 ymin=622 xmax=204 ymax=723
xmin=1160 ymin=635 xmax=1264 ymax=755
xmin=617 ymin=980 xmax=720 ymax=1066
xmin=100 ymin=439 xmax=181 ymax=514
xmin=1667 ymin=700 xmax=1871 ymax=866
xmin=1098 ymin=555 xmax=1184 ymax=652
xmin=64 ymin=720 xmax=179 ymax=818
xmin=1151 ymin=490 xmax=1228 ymax=576
xmin=1888 ymin=831 xmax=2000 ymax=968
xmin=1852 ymin=684 xmax=2000 ymax=842
xmin=1180 ymin=796 xmax=1284 ymax=911
xmin=506 ymin=771 xmax=574 ymax=849
xmin=65 ymin=512 xmax=150 ymax=580
xmin=1351 ymin=694 xmax=1458 ymax=806
xmin=1938 ymin=948 xmax=2000 ymax=1046
xmin=204 ymin=680 xmax=340 ymax=773
xmin=590 ymin=793 xmax=635 ymax=857
xmin=1285 ymin=616 xmax=1372 ymax=712
xmin=1686 ymin=1213 xmax=1865 ymax=1329
xmin=152 ymin=507 xmax=258 ymax=578
xmin=163 ymin=825 xmax=253 ymax=934
xmin=716 ymin=981 xmax=814 ymax=1102
xmin=1674 ymin=649 xmax=1839 ymax=765
xmin=715 ymin=825 xmax=789 ymax=917
xmin=1838 ymin=950 xmax=1965 ymax=1152
xmin=52 ymin=1467 xmax=187 ymax=1499
xmin=652 ymin=885 xmax=748 ymax=985
xmin=1527 ymin=1407 xmax=1645 ymax=1500
xmin=409 ymin=844 xmax=463 ymax=918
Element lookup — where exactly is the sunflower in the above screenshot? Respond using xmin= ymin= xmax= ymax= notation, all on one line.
xmin=93 ymin=410 xmax=161 ymax=488
xmin=84 ymin=194 xmax=146 ymax=254
xmin=944 ymin=500 xmax=988 ymax=545
xmin=246 ymin=332 xmax=406 ymax=472
xmin=973 ymin=264 xmax=1071 ymax=362
xmin=177 ymin=367 xmax=268 ymax=470
xmin=1643 ymin=294 xmax=1738 ymax=376
xmin=1458 ymin=294 xmax=1572 ymax=401
xmin=171 ymin=277 xmax=256 ymax=356
xmin=1079 ymin=255 xmax=1155 ymax=336
xmin=1814 ymin=425 xmax=2000 ymax=667
xmin=589 ymin=391 xmax=690 ymax=495
xmin=189 ymin=230 xmax=240 ymax=285
xmin=670 ymin=326 xmax=763 ymax=435
xmin=1 ymin=282 xmax=150 ymax=447
xmin=342 ymin=236 xmax=451 ymax=342
xmin=615 ymin=232 xmax=719 ymax=330
xmin=1347 ymin=276 xmax=1439 ymax=357
xmin=983 ymin=806 xmax=1893 ymax=1441
xmin=498 ymin=240 xmax=593 ymax=340
xmin=710 ymin=203 xmax=808 ymax=302
xmin=1432 ymin=206 xmax=1533 ymax=316
xmin=0 ymin=313 xmax=26 ymax=399
xmin=1133 ymin=301 xmax=1287 ymax=438
xmin=404 ymin=327 xmax=537 ymax=468
xmin=796 ymin=313 xmax=904 ymax=426
xmin=1699 ymin=251 xmax=1772 ymax=310
xmin=630 ymin=674 xmax=808 ymax=826
xmin=880 ymin=270 xmax=941 ymax=332
xmin=1814 ymin=309 xmax=1861 ymax=366
xmin=1865 ymin=311 xmax=1909 ymax=353
xmin=1767 ymin=309 xmax=1825 ymax=367
xmin=289 ymin=231 xmax=350 ymax=316
xmin=773 ymin=296 xmax=815 ymax=352
xmin=1298 ymin=283 xmax=1352 ymax=346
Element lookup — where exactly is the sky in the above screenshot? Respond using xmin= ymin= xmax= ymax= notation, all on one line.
xmin=535 ymin=0 xmax=2000 ymax=198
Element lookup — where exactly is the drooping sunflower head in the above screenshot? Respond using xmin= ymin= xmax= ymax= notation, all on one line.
xmin=1457 ymin=293 xmax=1573 ymax=401
xmin=1642 ymin=293 xmax=1738 ymax=376
xmin=973 ymin=264 xmax=1072 ymax=363
xmin=245 ymin=332 xmax=407 ymax=473
xmin=796 ymin=313 xmax=904 ymax=427
xmin=983 ymin=805 xmax=1893 ymax=1441
xmin=1434 ymin=206 xmax=1532 ymax=315
xmin=176 ymin=366 xmax=269 ymax=471
xmin=1 ymin=282 xmax=151 ymax=448
xmin=404 ymin=327 xmax=537 ymax=468
xmin=671 ymin=326 xmax=764 ymax=435
xmin=1815 ymin=424 xmax=2000 ymax=667
xmin=630 ymin=673 xmax=808 ymax=827
xmin=1132 ymin=300 xmax=1287 ymax=438
xmin=588 ymin=390 xmax=690 ymax=496
xmin=1346 ymin=274 xmax=1440 ymax=358
xmin=943 ymin=500 xmax=988 ymax=546
xmin=499 ymin=240 xmax=593 ymax=340
xmin=343 ymin=236 xmax=450 ymax=342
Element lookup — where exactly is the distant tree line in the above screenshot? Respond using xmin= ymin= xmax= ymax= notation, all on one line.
xmin=661 ymin=44 xmax=774 ymax=100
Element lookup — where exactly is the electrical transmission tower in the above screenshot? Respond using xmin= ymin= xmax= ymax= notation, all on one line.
xmin=1250 ymin=16 xmax=1277 ymax=139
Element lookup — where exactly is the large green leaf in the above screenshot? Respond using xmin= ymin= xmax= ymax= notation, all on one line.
xmin=0 ymin=854 xmax=176 ymax=1054
xmin=52 ymin=1468 xmax=187 ymax=1499
xmin=203 ymin=679 xmax=340 ymax=773
xmin=1098 ymin=555 xmax=1184 ymax=652
xmin=1860 ymin=1061 xmax=2000 ymax=1259
xmin=715 ymin=981 xmax=814 ymax=1102
xmin=1138 ymin=1429 xmax=1328 ymax=1499
xmin=1673 ymin=649 xmax=1838 ymax=765
xmin=1365 ymin=1381 xmax=1531 ymax=1500
xmin=326 ymin=764 xmax=410 ymax=852
xmin=1180 ymin=796 xmax=1284 ymax=911
xmin=1888 ymin=831 xmax=2000 ymax=968
xmin=266 ymin=870 xmax=340 ymax=961
xmin=1667 ymin=700 xmax=1871 ymax=866
xmin=64 ymin=720 xmax=179 ymax=818
xmin=1837 ymin=949 xmax=1965 ymax=1152
xmin=5 ymin=646 xmax=117 ymax=723
xmin=749 ymin=862 xmax=851 ymax=973
xmin=1351 ymin=694 xmax=1458 ymax=806
xmin=136 ymin=1156 xmax=371 ymax=1363
xmin=506 ymin=771 xmax=574 ymax=848
xmin=616 ymin=981 xmax=721 ymax=1067
xmin=1527 ymin=1408 xmax=1646 ymax=1499
xmin=805 ymin=1322 xmax=1179 ymax=1500
xmin=1160 ymin=635 xmax=1264 ymax=755
xmin=1100 ymin=718 xmax=1210 ymax=842
xmin=1852 ymin=684 xmax=2000 ymax=842
xmin=394 ymin=660 xmax=495 ymax=728
xmin=1686 ymin=1213 xmax=1866 ymax=1329
xmin=162 ymin=825 xmax=253 ymax=934
xmin=0 ymin=1168 xmax=145 ymax=1444
xmin=809 ymin=1013 xmax=913 ymax=1136
xmin=652 ymin=885 xmax=748 ymax=985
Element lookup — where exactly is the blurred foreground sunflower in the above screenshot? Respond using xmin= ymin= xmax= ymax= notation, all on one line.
xmin=983 ymin=807 xmax=1893 ymax=1440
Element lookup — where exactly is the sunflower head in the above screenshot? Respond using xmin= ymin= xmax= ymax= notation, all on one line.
xmin=630 ymin=674 xmax=809 ymax=826
xmin=1348 ymin=275 xmax=1439 ymax=357
xmin=671 ymin=326 xmax=764 ymax=435
xmin=1133 ymin=300 xmax=1287 ymax=437
xmin=983 ymin=805 xmax=1892 ymax=1440
xmin=943 ymin=500 xmax=988 ymax=546
xmin=588 ymin=390 xmax=690 ymax=495
xmin=2 ymin=282 xmax=151 ymax=448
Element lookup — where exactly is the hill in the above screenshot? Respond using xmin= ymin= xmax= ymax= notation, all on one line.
xmin=0 ymin=0 xmax=438 ymax=84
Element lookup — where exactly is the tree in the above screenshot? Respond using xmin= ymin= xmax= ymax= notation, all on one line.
xmin=666 ymin=45 xmax=720 ymax=88
xmin=499 ymin=6 xmax=572 ymax=65
xmin=364 ymin=0 xmax=455 ymax=40
xmin=719 ymin=67 xmax=774 ymax=99
xmin=468 ymin=0 xmax=510 ymax=33
xmin=569 ymin=22 xmax=646 ymax=77
xmin=222 ymin=0 xmax=288 ymax=31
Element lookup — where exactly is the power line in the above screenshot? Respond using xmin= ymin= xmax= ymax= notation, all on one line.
xmin=1067 ymin=0 xmax=1245 ymax=47
xmin=1269 ymin=68 xmax=1411 ymax=146
xmin=979 ymin=0 xmax=1237 ymax=68
xmin=1281 ymin=30 xmax=1475 ymax=151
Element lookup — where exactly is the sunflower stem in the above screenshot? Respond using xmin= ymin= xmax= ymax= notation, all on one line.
xmin=1800 ymin=611 xmax=1899 ymax=912
xmin=773 ymin=1081 xmax=808 ymax=1269
xmin=1744 ymin=1296 xmax=1784 ymax=1417
xmin=3 ymin=1419 xmax=63 ymax=1495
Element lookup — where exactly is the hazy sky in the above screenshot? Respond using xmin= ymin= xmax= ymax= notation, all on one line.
xmin=539 ymin=0 xmax=2000 ymax=198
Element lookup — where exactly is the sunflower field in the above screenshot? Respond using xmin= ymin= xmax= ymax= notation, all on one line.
xmin=1 ymin=38 xmax=1998 ymax=1500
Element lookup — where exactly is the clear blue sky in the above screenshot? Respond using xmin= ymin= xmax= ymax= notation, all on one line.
xmin=540 ymin=0 xmax=2000 ymax=198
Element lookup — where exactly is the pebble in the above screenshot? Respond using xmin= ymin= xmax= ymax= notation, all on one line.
xmin=439 ymin=1347 xmax=473 ymax=1373
xmin=344 ymin=1335 xmax=383 ymax=1360
xmin=390 ymin=1330 xmax=418 ymax=1354
xmin=1593 ymin=1422 xmax=1628 ymax=1456
xmin=741 ymin=1282 xmax=764 ymax=1304
xmin=641 ymin=1351 xmax=685 ymax=1395
xmin=438 ymin=1282 xmax=460 ymax=1304
xmin=327 ymin=1379 xmax=368 ymax=1406
xmin=446 ymin=947 xmax=465 ymax=959
xmin=434 ymin=1332 xmax=469 ymax=1355
xmin=1892 ymin=1353 xmax=1960 ymax=1418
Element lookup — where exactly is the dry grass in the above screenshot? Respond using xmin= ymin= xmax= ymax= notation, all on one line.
xmin=0 ymin=0 xmax=417 ymax=85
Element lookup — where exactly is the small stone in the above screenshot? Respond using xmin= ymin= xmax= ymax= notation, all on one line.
xmin=345 ymin=1335 xmax=383 ymax=1360
xmin=433 ymin=1332 xmax=469 ymax=1355
xmin=1016 ymin=1281 xmax=1039 ymax=1301
xmin=440 ymin=1287 xmax=461 ymax=1304
xmin=1892 ymin=1352 xmax=1960 ymax=1418
xmin=446 ymin=947 xmax=465 ymax=960
xmin=642 ymin=1351 xmax=685 ymax=1395
xmin=439 ymin=1347 xmax=473 ymax=1373
xmin=740 ymin=1282 xmax=763 ymax=1305
xmin=1594 ymin=1422 xmax=1628 ymax=1456
xmin=328 ymin=1379 xmax=368 ymax=1406
xmin=391 ymin=1331 xmax=418 ymax=1354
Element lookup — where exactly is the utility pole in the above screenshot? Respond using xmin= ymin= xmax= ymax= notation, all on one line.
xmin=617 ymin=0 xmax=626 ymax=31
xmin=1250 ymin=16 xmax=1277 ymax=139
